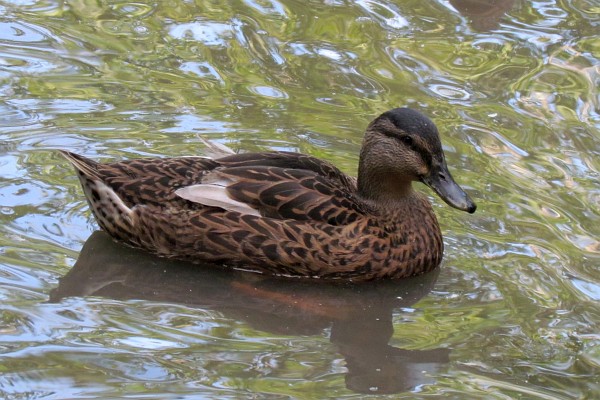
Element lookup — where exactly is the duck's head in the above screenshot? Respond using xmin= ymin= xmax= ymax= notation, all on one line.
xmin=358 ymin=107 xmax=476 ymax=213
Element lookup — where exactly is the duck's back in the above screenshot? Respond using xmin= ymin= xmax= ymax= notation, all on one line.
xmin=67 ymin=151 xmax=357 ymax=208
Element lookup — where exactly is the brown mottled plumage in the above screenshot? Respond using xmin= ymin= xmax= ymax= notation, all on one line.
xmin=61 ymin=108 xmax=476 ymax=281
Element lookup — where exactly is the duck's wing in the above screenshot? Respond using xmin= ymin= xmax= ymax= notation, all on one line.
xmin=175 ymin=151 xmax=367 ymax=225
xmin=216 ymin=152 xmax=357 ymax=192
xmin=176 ymin=164 xmax=369 ymax=225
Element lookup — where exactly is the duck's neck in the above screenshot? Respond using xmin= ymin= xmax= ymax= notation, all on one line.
xmin=358 ymin=179 xmax=415 ymax=207
xmin=357 ymin=161 xmax=416 ymax=205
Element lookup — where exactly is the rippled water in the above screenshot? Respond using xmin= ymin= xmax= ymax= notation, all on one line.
xmin=1 ymin=0 xmax=599 ymax=398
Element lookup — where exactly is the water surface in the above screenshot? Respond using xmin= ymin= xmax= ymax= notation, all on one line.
xmin=0 ymin=0 xmax=599 ymax=398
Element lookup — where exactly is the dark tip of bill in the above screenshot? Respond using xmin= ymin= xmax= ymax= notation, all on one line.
xmin=467 ymin=202 xmax=477 ymax=214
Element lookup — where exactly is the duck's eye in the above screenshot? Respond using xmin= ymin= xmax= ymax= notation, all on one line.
xmin=400 ymin=136 xmax=413 ymax=146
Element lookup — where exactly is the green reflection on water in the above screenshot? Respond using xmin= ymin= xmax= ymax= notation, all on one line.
xmin=0 ymin=0 xmax=599 ymax=398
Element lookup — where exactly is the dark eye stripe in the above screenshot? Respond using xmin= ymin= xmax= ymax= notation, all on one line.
xmin=400 ymin=136 xmax=413 ymax=146
xmin=379 ymin=128 xmax=401 ymax=139
xmin=379 ymin=128 xmax=433 ymax=167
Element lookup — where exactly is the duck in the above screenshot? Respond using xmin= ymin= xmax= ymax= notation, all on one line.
xmin=61 ymin=107 xmax=476 ymax=281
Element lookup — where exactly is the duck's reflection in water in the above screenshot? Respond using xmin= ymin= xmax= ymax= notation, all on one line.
xmin=450 ymin=0 xmax=515 ymax=31
xmin=51 ymin=231 xmax=451 ymax=394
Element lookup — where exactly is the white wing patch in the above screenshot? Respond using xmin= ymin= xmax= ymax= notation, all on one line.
xmin=175 ymin=184 xmax=261 ymax=216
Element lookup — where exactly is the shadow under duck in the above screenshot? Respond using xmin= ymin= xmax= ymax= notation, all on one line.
xmin=61 ymin=108 xmax=476 ymax=281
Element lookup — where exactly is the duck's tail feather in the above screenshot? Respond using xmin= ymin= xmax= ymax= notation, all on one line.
xmin=59 ymin=150 xmax=102 ymax=180
xmin=61 ymin=151 xmax=135 ymax=238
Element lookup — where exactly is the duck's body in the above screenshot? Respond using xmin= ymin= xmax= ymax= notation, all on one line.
xmin=62 ymin=108 xmax=476 ymax=281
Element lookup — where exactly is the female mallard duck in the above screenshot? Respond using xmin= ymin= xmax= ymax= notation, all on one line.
xmin=62 ymin=108 xmax=476 ymax=281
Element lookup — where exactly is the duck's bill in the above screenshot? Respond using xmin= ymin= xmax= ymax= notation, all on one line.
xmin=422 ymin=165 xmax=477 ymax=213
